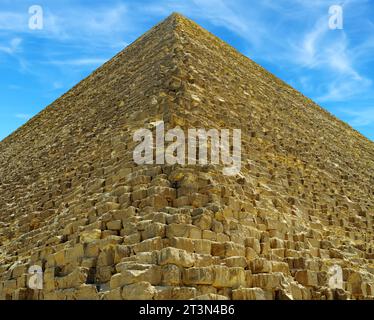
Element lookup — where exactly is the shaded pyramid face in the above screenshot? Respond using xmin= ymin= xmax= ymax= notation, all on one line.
xmin=0 ymin=13 xmax=373 ymax=300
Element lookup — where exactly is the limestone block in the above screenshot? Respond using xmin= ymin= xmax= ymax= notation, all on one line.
xmin=183 ymin=267 xmax=214 ymax=285
xmin=141 ymin=222 xmax=166 ymax=240
xmin=232 ymin=287 xmax=267 ymax=300
xmin=270 ymin=237 xmax=284 ymax=249
xmin=216 ymin=233 xmax=230 ymax=242
xmin=147 ymin=186 xmax=176 ymax=200
xmin=16 ymin=275 xmax=27 ymax=289
xmin=117 ymin=265 xmax=162 ymax=286
xmin=193 ymin=239 xmax=212 ymax=254
xmin=102 ymin=287 xmax=122 ymax=300
xmin=132 ymin=188 xmax=148 ymax=202
xmin=81 ymin=257 xmax=97 ymax=268
xmin=11 ymin=288 xmax=34 ymax=300
xmin=245 ymin=237 xmax=261 ymax=254
xmin=166 ymin=223 xmax=201 ymax=239
xmin=211 ymin=241 xmax=245 ymax=257
xmin=53 ymin=250 xmax=66 ymax=267
xmin=295 ymin=270 xmax=319 ymax=287
xmin=249 ymin=258 xmax=272 ymax=274
xmin=212 ymin=220 xmax=224 ymax=233
xmin=202 ymin=230 xmax=217 ymax=241
xmin=103 ymin=230 xmax=118 ymax=238
xmin=173 ymin=196 xmax=191 ymax=207
xmin=11 ymin=263 xmax=28 ymax=279
xmin=97 ymin=202 xmax=120 ymax=215
xmin=97 ymin=247 xmax=114 ymax=267
xmin=347 ymin=272 xmax=367 ymax=297
xmin=245 ymin=247 xmax=259 ymax=260
xmin=190 ymin=193 xmax=209 ymax=208
xmin=114 ymin=245 xmax=131 ymax=264
xmin=192 ymin=213 xmax=212 ymax=230
xmin=3 ymin=279 xmax=17 ymax=295
xmin=117 ymin=206 xmax=137 ymax=224
xmin=252 ymin=273 xmax=284 ymax=291
xmin=166 ymin=213 xmax=192 ymax=225
xmin=140 ymin=195 xmax=168 ymax=210
xmin=290 ymin=282 xmax=304 ymax=300
xmin=195 ymin=293 xmax=229 ymax=300
xmin=44 ymin=267 xmax=55 ymax=292
xmin=96 ymin=266 xmax=113 ymax=283
xmin=123 ymin=232 xmax=141 ymax=245
xmin=270 ymin=261 xmax=290 ymax=275
xmin=161 ymin=264 xmax=181 ymax=286
xmin=222 ymin=256 xmax=247 ymax=268
xmin=65 ymin=244 xmax=84 ymax=265
xmin=154 ymin=286 xmax=197 ymax=300
xmin=107 ymin=220 xmax=122 ymax=231
xmin=212 ymin=266 xmax=246 ymax=288
xmin=121 ymin=282 xmax=156 ymax=300
xmin=169 ymin=237 xmax=195 ymax=252
xmin=133 ymin=237 xmax=163 ymax=253
xmin=80 ymin=229 xmax=102 ymax=244
xmin=55 ymin=268 xmax=89 ymax=289
xmin=74 ymin=284 xmax=99 ymax=300
xmin=158 ymin=247 xmax=195 ymax=267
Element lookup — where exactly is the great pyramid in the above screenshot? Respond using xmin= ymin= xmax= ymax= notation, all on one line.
xmin=0 ymin=13 xmax=373 ymax=300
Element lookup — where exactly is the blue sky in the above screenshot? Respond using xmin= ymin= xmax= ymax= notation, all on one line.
xmin=0 ymin=0 xmax=373 ymax=141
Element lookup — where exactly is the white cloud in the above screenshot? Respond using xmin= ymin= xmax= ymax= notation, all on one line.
xmin=0 ymin=11 xmax=26 ymax=31
xmin=14 ymin=113 xmax=31 ymax=120
xmin=48 ymin=58 xmax=109 ymax=66
xmin=0 ymin=37 xmax=22 ymax=55
xmin=317 ymin=77 xmax=372 ymax=102
xmin=339 ymin=107 xmax=374 ymax=127
xmin=52 ymin=81 xmax=63 ymax=89
xmin=0 ymin=4 xmax=130 ymax=47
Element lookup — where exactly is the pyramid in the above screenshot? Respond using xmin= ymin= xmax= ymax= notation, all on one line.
xmin=0 ymin=13 xmax=373 ymax=300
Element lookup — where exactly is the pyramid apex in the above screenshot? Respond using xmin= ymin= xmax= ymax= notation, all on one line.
xmin=164 ymin=12 xmax=189 ymax=24
xmin=169 ymin=12 xmax=186 ymax=19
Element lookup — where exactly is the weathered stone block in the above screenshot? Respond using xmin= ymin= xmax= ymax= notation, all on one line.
xmin=183 ymin=267 xmax=214 ymax=285
xmin=295 ymin=270 xmax=318 ymax=287
xmin=107 ymin=220 xmax=122 ymax=231
xmin=212 ymin=266 xmax=246 ymax=288
xmin=121 ymin=282 xmax=156 ymax=300
xmin=158 ymin=247 xmax=195 ymax=268
xmin=249 ymin=258 xmax=272 ymax=274
xmin=232 ymin=287 xmax=267 ymax=300
xmin=252 ymin=273 xmax=284 ymax=291
xmin=166 ymin=223 xmax=202 ymax=239
xmin=161 ymin=264 xmax=181 ymax=286
xmin=133 ymin=237 xmax=163 ymax=253
xmin=74 ymin=284 xmax=99 ymax=300
xmin=80 ymin=229 xmax=102 ymax=244
xmin=141 ymin=222 xmax=166 ymax=240
xmin=211 ymin=241 xmax=245 ymax=257
xmin=154 ymin=286 xmax=197 ymax=300
xmin=55 ymin=268 xmax=89 ymax=289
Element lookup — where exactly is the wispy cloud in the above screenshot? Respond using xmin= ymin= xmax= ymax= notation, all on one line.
xmin=0 ymin=10 xmax=26 ymax=31
xmin=0 ymin=37 xmax=22 ymax=55
xmin=0 ymin=3 xmax=130 ymax=47
xmin=14 ymin=113 xmax=31 ymax=120
xmin=339 ymin=107 xmax=374 ymax=127
xmin=47 ymin=58 xmax=109 ymax=66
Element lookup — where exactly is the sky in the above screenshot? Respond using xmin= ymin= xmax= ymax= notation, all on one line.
xmin=0 ymin=0 xmax=373 ymax=141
